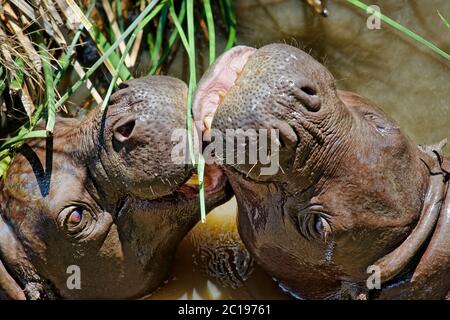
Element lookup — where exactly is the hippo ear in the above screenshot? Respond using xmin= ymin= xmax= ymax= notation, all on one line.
xmin=407 ymin=181 xmax=450 ymax=299
xmin=407 ymin=142 xmax=450 ymax=298
xmin=374 ymin=147 xmax=445 ymax=283
xmin=0 ymin=213 xmax=57 ymax=299
xmin=375 ymin=141 xmax=450 ymax=298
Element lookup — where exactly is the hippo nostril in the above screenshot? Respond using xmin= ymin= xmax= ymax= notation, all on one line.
xmin=114 ymin=119 xmax=136 ymax=143
xmin=118 ymin=82 xmax=130 ymax=89
xmin=293 ymin=85 xmax=321 ymax=112
xmin=301 ymin=86 xmax=317 ymax=96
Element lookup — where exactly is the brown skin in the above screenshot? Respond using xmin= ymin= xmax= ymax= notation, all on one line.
xmin=0 ymin=76 xmax=231 ymax=299
xmin=195 ymin=44 xmax=450 ymax=299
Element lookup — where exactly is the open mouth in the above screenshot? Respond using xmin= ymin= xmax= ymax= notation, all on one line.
xmin=182 ymin=46 xmax=256 ymax=200
xmin=192 ymin=45 xmax=256 ymax=141
xmin=117 ymin=164 xmax=229 ymax=213
xmin=178 ymin=164 xmax=229 ymax=199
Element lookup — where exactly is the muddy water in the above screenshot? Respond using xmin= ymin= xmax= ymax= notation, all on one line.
xmin=152 ymin=0 xmax=450 ymax=299
xmin=230 ymin=0 xmax=450 ymax=150
xmin=148 ymin=199 xmax=290 ymax=300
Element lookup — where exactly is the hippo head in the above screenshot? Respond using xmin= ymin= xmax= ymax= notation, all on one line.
xmin=193 ymin=44 xmax=449 ymax=299
xmin=0 ymin=76 xmax=231 ymax=299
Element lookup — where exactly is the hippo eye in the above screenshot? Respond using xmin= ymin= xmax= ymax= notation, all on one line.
xmin=63 ymin=206 xmax=90 ymax=234
xmin=68 ymin=208 xmax=83 ymax=226
xmin=314 ymin=215 xmax=331 ymax=241
xmin=296 ymin=212 xmax=330 ymax=240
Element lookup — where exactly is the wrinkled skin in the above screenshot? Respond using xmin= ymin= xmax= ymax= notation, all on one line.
xmin=193 ymin=44 xmax=450 ymax=299
xmin=0 ymin=76 xmax=231 ymax=299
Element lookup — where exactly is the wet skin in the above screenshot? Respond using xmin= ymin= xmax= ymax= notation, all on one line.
xmin=0 ymin=76 xmax=231 ymax=299
xmin=193 ymin=44 xmax=450 ymax=299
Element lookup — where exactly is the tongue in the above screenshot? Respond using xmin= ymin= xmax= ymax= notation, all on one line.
xmin=184 ymin=165 xmax=225 ymax=193
xmin=193 ymin=46 xmax=256 ymax=138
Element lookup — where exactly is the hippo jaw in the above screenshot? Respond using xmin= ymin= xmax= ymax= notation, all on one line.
xmin=193 ymin=44 xmax=439 ymax=299
xmin=0 ymin=76 xmax=231 ymax=299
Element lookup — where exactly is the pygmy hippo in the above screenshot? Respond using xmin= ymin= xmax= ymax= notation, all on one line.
xmin=193 ymin=44 xmax=450 ymax=299
xmin=0 ymin=76 xmax=231 ymax=299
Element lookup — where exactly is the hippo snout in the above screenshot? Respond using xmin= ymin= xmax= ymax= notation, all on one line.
xmin=193 ymin=44 xmax=348 ymax=182
xmin=94 ymin=76 xmax=194 ymax=199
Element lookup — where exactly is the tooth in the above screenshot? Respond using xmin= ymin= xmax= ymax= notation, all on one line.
xmin=204 ymin=116 xmax=213 ymax=130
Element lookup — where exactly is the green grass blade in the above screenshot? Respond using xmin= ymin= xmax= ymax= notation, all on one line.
xmin=9 ymin=59 xmax=25 ymax=92
xmin=169 ymin=1 xmax=190 ymax=56
xmin=0 ymin=99 xmax=48 ymax=153
xmin=90 ymin=25 xmax=132 ymax=80
xmin=186 ymin=0 xmax=206 ymax=223
xmin=100 ymin=47 xmax=131 ymax=112
xmin=0 ymin=150 xmax=12 ymax=179
xmin=169 ymin=0 xmax=194 ymax=164
xmin=72 ymin=0 xmax=131 ymax=80
xmin=150 ymin=3 xmax=170 ymax=71
xmin=0 ymin=67 xmax=6 ymax=96
xmin=438 ymin=10 xmax=450 ymax=31
xmin=171 ymin=0 xmax=206 ymax=222
xmin=222 ymin=0 xmax=237 ymax=50
xmin=203 ymin=0 xmax=216 ymax=64
xmin=116 ymin=0 xmax=125 ymax=32
xmin=101 ymin=1 xmax=167 ymax=111
xmin=1 ymin=130 xmax=47 ymax=149
xmin=149 ymin=0 xmax=187 ymax=74
xmin=55 ymin=0 xmax=160 ymax=110
xmin=186 ymin=0 xmax=196 ymax=166
xmin=54 ymin=0 xmax=96 ymax=87
xmin=147 ymin=32 xmax=155 ymax=54
xmin=344 ymin=0 xmax=450 ymax=61
xmin=38 ymin=37 xmax=56 ymax=133
xmin=198 ymin=154 xmax=206 ymax=223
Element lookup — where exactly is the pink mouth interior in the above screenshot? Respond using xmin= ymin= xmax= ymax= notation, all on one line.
xmin=179 ymin=164 xmax=228 ymax=198
xmin=193 ymin=46 xmax=256 ymax=139
xmin=186 ymin=46 xmax=256 ymax=199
